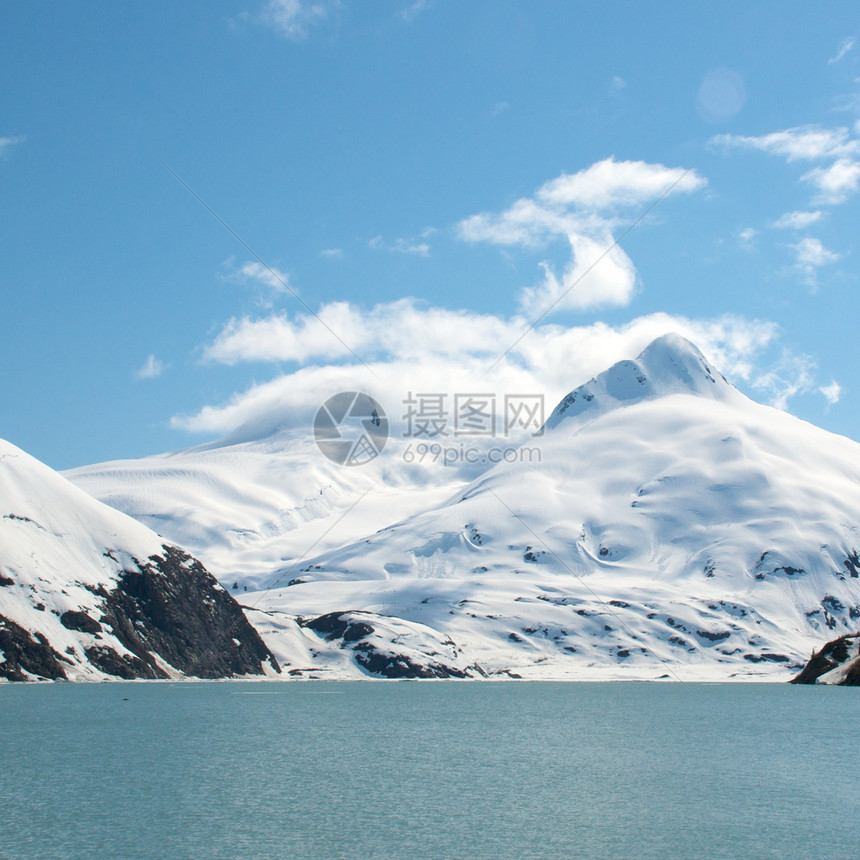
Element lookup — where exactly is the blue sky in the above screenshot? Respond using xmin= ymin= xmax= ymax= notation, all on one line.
xmin=2 ymin=1 xmax=859 ymax=469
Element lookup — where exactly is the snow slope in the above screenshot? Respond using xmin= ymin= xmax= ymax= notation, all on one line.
xmin=0 ymin=438 xmax=278 ymax=681
xmin=68 ymin=425 xmax=472 ymax=589
xmin=68 ymin=335 xmax=860 ymax=680
xmin=245 ymin=335 xmax=860 ymax=679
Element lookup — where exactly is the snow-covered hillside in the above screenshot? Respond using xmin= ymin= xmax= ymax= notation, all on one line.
xmin=242 ymin=335 xmax=860 ymax=679
xmin=0 ymin=439 xmax=279 ymax=681
xmin=68 ymin=428 xmax=469 ymax=590
xmin=69 ymin=335 xmax=860 ymax=680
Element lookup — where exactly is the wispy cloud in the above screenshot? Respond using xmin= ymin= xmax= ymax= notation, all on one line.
xmin=397 ymin=0 xmax=430 ymax=23
xmin=320 ymin=247 xmax=343 ymax=258
xmin=368 ymin=232 xmax=432 ymax=257
xmin=770 ymin=210 xmax=823 ymax=230
xmin=0 ymin=135 xmax=25 ymax=158
xmin=713 ymin=125 xmax=860 ymax=162
xmin=752 ymin=350 xmax=816 ymax=410
xmin=791 ymin=236 xmax=840 ymax=286
xmin=738 ymin=227 xmax=757 ymax=248
xmin=820 ymin=380 xmax=842 ymax=405
xmin=235 ymin=260 xmax=295 ymax=293
xmin=177 ymin=307 xmax=788 ymax=437
xmin=260 ymin=0 xmax=337 ymax=39
xmin=457 ymin=158 xmax=706 ymax=315
xmin=714 ymin=124 xmax=860 ymax=206
xmin=135 ymin=354 xmax=167 ymax=380
xmin=829 ymin=36 xmax=856 ymax=65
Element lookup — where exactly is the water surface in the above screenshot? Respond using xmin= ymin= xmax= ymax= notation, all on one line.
xmin=1 ymin=681 xmax=857 ymax=859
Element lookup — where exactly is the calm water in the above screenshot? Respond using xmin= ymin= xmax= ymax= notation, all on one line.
xmin=1 ymin=681 xmax=858 ymax=859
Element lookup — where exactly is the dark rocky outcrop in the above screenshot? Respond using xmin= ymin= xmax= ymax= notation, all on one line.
xmin=0 ymin=615 xmax=68 ymax=681
xmin=93 ymin=545 xmax=281 ymax=679
xmin=0 ymin=545 xmax=280 ymax=681
xmin=791 ymin=633 xmax=860 ymax=685
xmin=60 ymin=610 xmax=102 ymax=634
xmin=302 ymin=610 xmax=480 ymax=679
xmin=352 ymin=641 xmax=471 ymax=679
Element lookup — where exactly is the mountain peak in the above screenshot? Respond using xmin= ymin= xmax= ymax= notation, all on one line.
xmin=544 ymin=333 xmax=733 ymax=431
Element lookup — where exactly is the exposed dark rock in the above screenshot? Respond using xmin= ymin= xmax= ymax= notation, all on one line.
xmin=302 ymin=611 xmax=351 ymax=640
xmin=303 ymin=609 xmax=480 ymax=679
xmin=97 ymin=545 xmax=280 ymax=679
xmin=2 ymin=541 xmax=280 ymax=681
xmin=821 ymin=595 xmax=845 ymax=612
xmin=352 ymin=642 xmax=470 ymax=679
xmin=342 ymin=621 xmax=375 ymax=642
xmin=3 ymin=513 xmax=41 ymax=527
xmin=791 ymin=633 xmax=860 ymax=685
xmin=0 ymin=614 xmax=67 ymax=681
xmin=84 ymin=645 xmax=159 ymax=680
xmin=744 ymin=653 xmax=791 ymax=663
xmin=60 ymin=610 xmax=102 ymax=634
xmin=0 ymin=573 xmax=14 ymax=586
xmin=696 ymin=629 xmax=731 ymax=642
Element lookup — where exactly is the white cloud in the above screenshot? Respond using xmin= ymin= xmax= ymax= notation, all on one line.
xmin=738 ymin=227 xmax=757 ymax=247
xmin=770 ymin=210 xmax=823 ymax=230
xmin=792 ymin=237 xmax=840 ymax=267
xmin=457 ymin=158 xmax=705 ymax=315
xmin=202 ymin=299 xmax=513 ymax=365
xmin=260 ymin=0 xmax=335 ymax=39
xmin=610 ymin=76 xmax=626 ymax=92
xmin=536 ymin=159 xmax=704 ymax=211
xmin=236 ymin=260 xmax=294 ymax=293
xmin=320 ymin=247 xmax=343 ymax=258
xmin=752 ymin=351 xmax=817 ymax=411
xmin=713 ymin=125 xmax=860 ymax=162
xmin=791 ymin=237 xmax=840 ymax=286
xmin=0 ymin=135 xmax=25 ymax=158
xmin=368 ymin=234 xmax=431 ymax=256
xmin=802 ymin=157 xmax=860 ymax=204
xmin=714 ymin=125 xmax=860 ymax=209
xmin=398 ymin=0 xmax=430 ymax=23
xmin=518 ymin=234 xmax=638 ymax=314
xmin=820 ymin=381 xmax=842 ymax=405
xmin=135 ymin=354 xmax=167 ymax=380
xmin=829 ymin=36 xmax=856 ymax=65
xmin=177 ymin=299 xmax=798 ymax=439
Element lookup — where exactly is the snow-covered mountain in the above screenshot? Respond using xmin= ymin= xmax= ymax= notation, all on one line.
xmin=68 ymin=424 xmax=468 ymax=591
xmin=0 ymin=438 xmax=280 ymax=681
xmin=69 ymin=334 xmax=860 ymax=680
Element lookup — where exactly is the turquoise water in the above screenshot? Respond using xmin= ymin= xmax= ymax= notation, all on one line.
xmin=1 ymin=681 xmax=858 ymax=859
